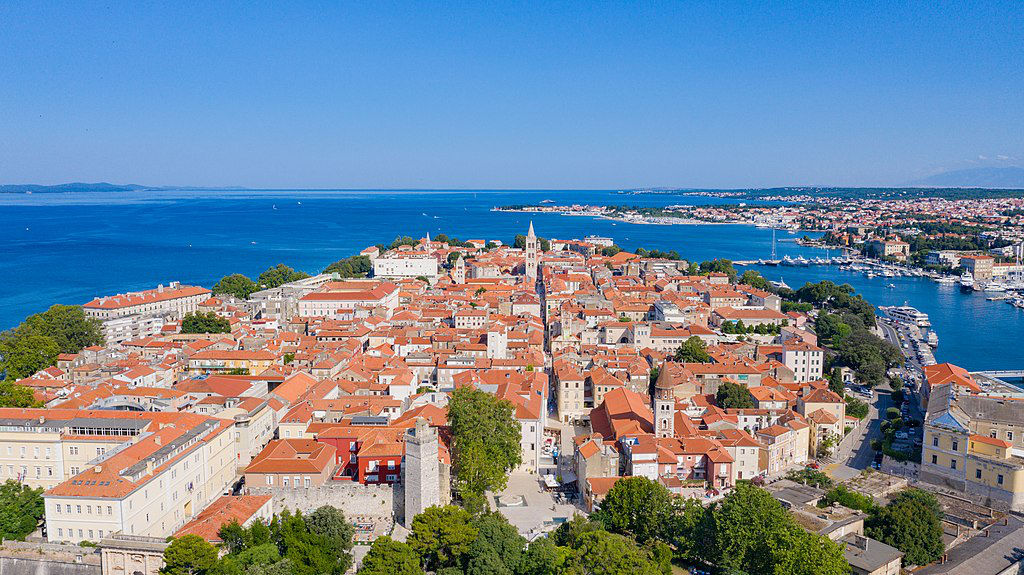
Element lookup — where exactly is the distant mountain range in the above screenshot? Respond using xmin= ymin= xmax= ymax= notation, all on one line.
xmin=908 ymin=166 xmax=1024 ymax=188
xmin=0 ymin=182 xmax=154 ymax=194
xmin=0 ymin=182 xmax=249 ymax=194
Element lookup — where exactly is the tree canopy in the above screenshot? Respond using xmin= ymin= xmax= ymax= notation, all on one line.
xmin=212 ymin=273 xmax=259 ymax=299
xmin=181 ymin=312 xmax=232 ymax=334
xmin=0 ymin=480 xmax=44 ymax=540
xmin=167 ymin=506 xmax=354 ymax=575
xmin=447 ymin=387 xmax=522 ymax=501
xmin=161 ymin=534 xmax=219 ymax=575
xmin=324 ymin=255 xmax=373 ymax=278
xmin=716 ymin=381 xmax=755 ymax=409
xmin=358 ymin=536 xmax=424 ymax=575
xmin=866 ymin=488 xmax=945 ymax=566
xmin=673 ymin=336 xmax=711 ymax=363
xmin=407 ymin=505 xmax=479 ymax=572
xmin=257 ymin=264 xmax=310 ymax=289
xmin=591 ymin=476 xmax=675 ymax=544
xmin=0 ymin=304 xmax=102 ymax=381
xmin=739 ymin=269 xmax=772 ymax=290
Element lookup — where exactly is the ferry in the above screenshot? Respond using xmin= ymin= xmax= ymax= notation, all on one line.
xmin=880 ymin=305 xmax=931 ymax=328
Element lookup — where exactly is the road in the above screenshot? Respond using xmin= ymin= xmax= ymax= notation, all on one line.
xmin=828 ymin=389 xmax=892 ymax=481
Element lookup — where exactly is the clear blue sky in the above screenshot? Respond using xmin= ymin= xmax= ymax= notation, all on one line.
xmin=1 ymin=2 xmax=1021 ymax=189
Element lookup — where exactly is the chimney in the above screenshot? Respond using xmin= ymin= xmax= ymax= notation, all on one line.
xmin=93 ymin=465 xmax=102 ymax=474
xmin=154 ymin=435 xmax=162 ymax=446
xmin=38 ymin=416 xmax=45 ymax=424
xmin=851 ymin=534 xmax=869 ymax=550
xmin=157 ymin=284 xmax=164 ymax=293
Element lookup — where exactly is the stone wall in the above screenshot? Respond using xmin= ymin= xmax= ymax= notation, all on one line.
xmin=0 ymin=540 xmax=101 ymax=575
xmin=248 ymin=481 xmax=403 ymax=520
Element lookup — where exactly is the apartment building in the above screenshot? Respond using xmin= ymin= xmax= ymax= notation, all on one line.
xmin=29 ymin=410 xmax=236 ymax=544
xmin=83 ymin=282 xmax=211 ymax=344
xmin=921 ymin=383 xmax=1024 ymax=511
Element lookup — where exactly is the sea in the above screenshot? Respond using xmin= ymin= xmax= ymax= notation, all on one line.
xmin=2 ymin=189 xmax=1022 ymax=372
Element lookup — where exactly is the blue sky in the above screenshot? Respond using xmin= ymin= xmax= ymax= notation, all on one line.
xmin=1 ymin=2 xmax=1021 ymax=188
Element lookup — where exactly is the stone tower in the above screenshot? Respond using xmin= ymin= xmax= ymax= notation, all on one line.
xmin=404 ymin=417 xmax=440 ymax=527
xmin=453 ymin=253 xmax=466 ymax=284
xmin=653 ymin=366 xmax=675 ymax=438
xmin=487 ymin=327 xmax=508 ymax=359
xmin=525 ymin=221 xmax=539 ymax=280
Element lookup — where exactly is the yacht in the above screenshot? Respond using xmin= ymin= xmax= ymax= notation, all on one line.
xmin=769 ymin=277 xmax=791 ymax=291
xmin=958 ymin=272 xmax=976 ymax=292
xmin=880 ymin=305 xmax=931 ymax=328
xmin=781 ymin=255 xmax=796 ymax=266
xmin=925 ymin=330 xmax=939 ymax=348
xmin=934 ymin=276 xmax=956 ymax=285
xmin=983 ymin=281 xmax=1007 ymax=293
xmin=794 ymin=256 xmax=810 ymax=267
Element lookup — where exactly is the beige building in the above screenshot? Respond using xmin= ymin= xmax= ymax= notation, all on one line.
xmin=14 ymin=410 xmax=239 ymax=544
xmin=921 ymin=383 xmax=1024 ymax=511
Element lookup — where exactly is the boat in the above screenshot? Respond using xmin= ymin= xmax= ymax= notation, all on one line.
xmin=781 ymin=255 xmax=796 ymax=266
xmin=887 ymin=283 xmax=896 ymax=289
xmin=794 ymin=256 xmax=810 ymax=267
xmin=958 ymin=272 xmax=976 ymax=292
xmin=880 ymin=304 xmax=931 ymax=328
xmin=540 ymin=199 xmax=555 ymax=204
xmin=926 ymin=331 xmax=939 ymax=348
xmin=983 ymin=281 xmax=1007 ymax=293
xmin=769 ymin=277 xmax=790 ymax=291
xmin=934 ymin=276 xmax=955 ymax=285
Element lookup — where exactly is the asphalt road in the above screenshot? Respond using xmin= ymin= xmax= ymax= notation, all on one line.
xmin=829 ymin=389 xmax=892 ymax=480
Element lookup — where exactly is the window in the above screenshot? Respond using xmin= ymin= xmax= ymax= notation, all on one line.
xmin=998 ymin=474 xmax=1004 ymax=485
xmin=932 ymin=437 xmax=939 ymax=447
xmin=266 ymin=476 xmax=273 ymax=486
xmin=952 ymin=440 xmax=959 ymax=451
xmin=57 ymin=528 xmax=63 ymax=537
xmin=991 ymin=431 xmax=998 ymax=438
xmin=976 ymin=469 xmax=982 ymax=479
xmin=282 ymin=477 xmax=289 ymax=487
xmin=65 ymin=504 xmax=71 ymax=513
xmin=304 ymin=477 xmax=311 ymax=488
xmin=931 ymin=455 xmax=938 ymax=464
xmin=76 ymin=505 xmax=82 ymax=513
xmin=106 ymin=506 xmax=112 ymax=514
xmin=951 ymin=459 xmax=957 ymax=470
xmin=1008 ymin=432 xmax=1014 ymax=441
xmin=387 ymin=460 xmax=396 ymax=470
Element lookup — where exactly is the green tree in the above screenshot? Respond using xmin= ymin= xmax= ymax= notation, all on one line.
xmin=0 ymin=333 xmax=60 ymax=381
xmin=181 ymin=312 xmax=232 ymax=334
xmin=448 ymin=388 xmax=522 ymax=498
xmin=845 ymin=394 xmax=869 ymax=419
xmin=785 ymin=468 xmax=834 ymax=488
xmin=739 ymin=270 xmax=771 ymax=290
xmin=22 ymin=304 xmax=104 ymax=353
xmin=518 ymin=537 xmax=565 ymax=575
xmin=358 ymin=536 xmax=424 ymax=575
xmin=212 ymin=274 xmax=258 ymax=299
xmin=307 ymin=505 xmax=355 ymax=556
xmin=0 ymin=304 xmax=103 ymax=380
xmin=407 ymin=505 xmax=479 ymax=572
xmin=162 ymin=535 xmax=219 ymax=575
xmin=272 ymin=508 xmax=352 ymax=575
xmin=0 ymin=380 xmax=42 ymax=407
xmin=324 ymin=255 xmax=373 ymax=278
xmin=716 ymin=381 xmax=754 ymax=409
xmin=699 ymin=259 xmax=738 ymax=281
xmin=0 ymin=480 xmax=44 ymax=540
xmin=464 ymin=512 xmax=525 ymax=575
xmin=866 ymin=488 xmax=945 ymax=565
xmin=257 ymin=264 xmax=310 ymax=289
xmin=707 ymin=482 xmax=792 ymax=572
xmin=818 ymin=485 xmax=876 ymax=513
xmin=562 ymin=530 xmax=664 ymax=575
xmin=673 ymin=336 xmax=711 ymax=363
xmin=591 ymin=476 xmax=674 ymax=544
xmin=762 ymin=525 xmax=850 ymax=575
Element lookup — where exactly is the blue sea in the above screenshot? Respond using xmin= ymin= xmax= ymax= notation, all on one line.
xmin=2 ymin=189 xmax=1022 ymax=371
